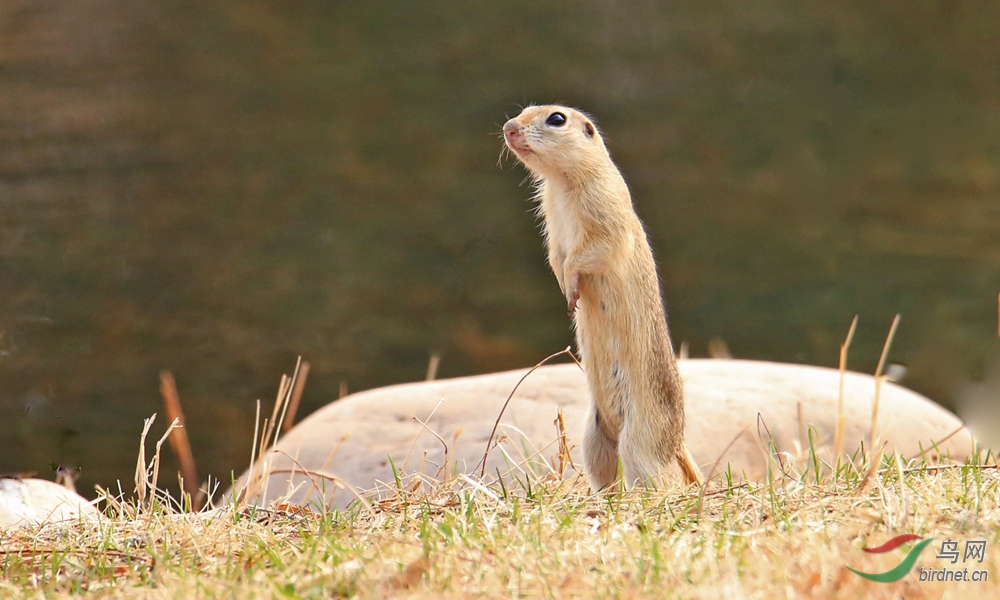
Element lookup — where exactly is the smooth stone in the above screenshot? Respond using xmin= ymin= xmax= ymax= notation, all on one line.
xmin=0 ymin=478 xmax=103 ymax=529
xmin=232 ymin=359 xmax=972 ymax=509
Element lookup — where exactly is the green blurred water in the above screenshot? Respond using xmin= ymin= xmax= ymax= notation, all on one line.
xmin=2 ymin=1 xmax=998 ymax=498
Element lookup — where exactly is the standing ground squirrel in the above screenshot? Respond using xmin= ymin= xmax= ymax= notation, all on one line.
xmin=502 ymin=105 xmax=703 ymax=490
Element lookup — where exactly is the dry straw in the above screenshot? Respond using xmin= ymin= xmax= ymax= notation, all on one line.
xmin=4 ymin=338 xmax=991 ymax=598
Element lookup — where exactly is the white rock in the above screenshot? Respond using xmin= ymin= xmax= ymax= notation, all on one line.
xmin=232 ymin=359 xmax=972 ymax=509
xmin=0 ymin=478 xmax=102 ymax=529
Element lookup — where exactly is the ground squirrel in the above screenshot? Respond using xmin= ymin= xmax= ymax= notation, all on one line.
xmin=502 ymin=105 xmax=703 ymax=490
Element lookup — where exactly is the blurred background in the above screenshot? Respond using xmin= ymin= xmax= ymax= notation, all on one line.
xmin=2 ymin=1 xmax=998 ymax=498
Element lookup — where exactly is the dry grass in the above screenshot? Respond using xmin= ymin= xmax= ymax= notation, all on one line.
xmin=3 ymin=339 xmax=998 ymax=598
xmin=1 ymin=442 xmax=998 ymax=598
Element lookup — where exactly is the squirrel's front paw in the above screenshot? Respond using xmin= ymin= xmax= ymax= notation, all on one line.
xmin=566 ymin=281 xmax=580 ymax=317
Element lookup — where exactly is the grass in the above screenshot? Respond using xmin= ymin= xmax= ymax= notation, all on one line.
xmin=2 ymin=334 xmax=997 ymax=598
xmin=1 ymin=442 xmax=998 ymax=598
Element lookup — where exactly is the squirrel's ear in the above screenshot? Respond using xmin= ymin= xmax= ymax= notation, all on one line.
xmin=584 ymin=122 xmax=595 ymax=138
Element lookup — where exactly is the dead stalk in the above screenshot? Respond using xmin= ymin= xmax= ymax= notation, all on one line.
xmin=425 ymin=353 xmax=441 ymax=381
xmin=160 ymin=371 xmax=202 ymax=510
xmin=412 ymin=413 xmax=451 ymax=483
xmin=282 ymin=360 xmax=311 ymax=434
xmin=133 ymin=415 xmax=156 ymax=506
xmin=148 ymin=418 xmax=181 ymax=510
xmin=834 ymin=315 xmax=858 ymax=460
xmin=870 ymin=314 xmax=901 ymax=448
xmin=478 ymin=346 xmax=577 ymax=478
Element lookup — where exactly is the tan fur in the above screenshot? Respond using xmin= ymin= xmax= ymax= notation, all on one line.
xmin=503 ymin=105 xmax=703 ymax=491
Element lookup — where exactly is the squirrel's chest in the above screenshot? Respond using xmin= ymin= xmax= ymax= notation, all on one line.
xmin=540 ymin=186 xmax=583 ymax=253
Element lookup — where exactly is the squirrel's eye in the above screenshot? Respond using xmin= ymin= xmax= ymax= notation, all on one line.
xmin=545 ymin=112 xmax=567 ymax=127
